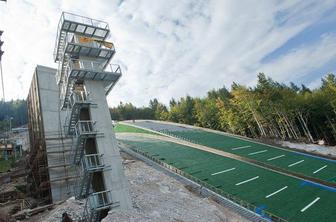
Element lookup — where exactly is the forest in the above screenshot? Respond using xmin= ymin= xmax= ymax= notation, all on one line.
xmin=110 ymin=73 xmax=336 ymax=145
xmin=0 ymin=100 xmax=28 ymax=133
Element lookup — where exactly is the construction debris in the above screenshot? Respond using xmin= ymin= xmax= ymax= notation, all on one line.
xmin=32 ymin=198 xmax=84 ymax=222
xmin=12 ymin=203 xmax=54 ymax=220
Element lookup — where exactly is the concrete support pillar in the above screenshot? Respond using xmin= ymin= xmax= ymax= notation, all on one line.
xmin=85 ymin=80 xmax=132 ymax=210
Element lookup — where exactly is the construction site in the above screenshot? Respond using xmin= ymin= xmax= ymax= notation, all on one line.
xmin=0 ymin=7 xmax=335 ymax=222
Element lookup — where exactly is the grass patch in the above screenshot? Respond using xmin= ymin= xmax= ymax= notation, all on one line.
xmin=114 ymin=123 xmax=158 ymax=135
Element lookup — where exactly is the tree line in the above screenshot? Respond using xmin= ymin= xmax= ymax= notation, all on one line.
xmin=110 ymin=73 xmax=336 ymax=145
xmin=0 ymin=100 xmax=28 ymax=133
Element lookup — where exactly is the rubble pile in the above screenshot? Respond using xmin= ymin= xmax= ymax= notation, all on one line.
xmin=36 ymin=198 xmax=84 ymax=222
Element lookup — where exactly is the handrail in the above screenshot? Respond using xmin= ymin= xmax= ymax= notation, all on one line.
xmin=75 ymin=120 xmax=96 ymax=136
xmin=59 ymin=59 xmax=121 ymax=108
xmin=69 ymin=90 xmax=88 ymax=107
xmin=71 ymin=34 xmax=115 ymax=51
xmin=84 ymin=154 xmax=104 ymax=170
xmin=63 ymin=12 xmax=109 ymax=30
xmin=54 ymin=11 xmax=110 ymax=62
xmin=68 ymin=59 xmax=121 ymax=74
xmin=53 ymin=13 xmax=65 ymax=61
xmin=87 ymin=190 xmax=113 ymax=210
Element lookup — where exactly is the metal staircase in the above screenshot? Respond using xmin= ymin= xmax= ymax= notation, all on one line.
xmin=58 ymin=56 xmax=70 ymax=84
xmin=76 ymin=170 xmax=93 ymax=199
xmin=72 ymin=136 xmax=86 ymax=165
xmin=67 ymin=91 xmax=92 ymax=135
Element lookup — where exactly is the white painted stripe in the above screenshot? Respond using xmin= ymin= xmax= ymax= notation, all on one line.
xmin=235 ymin=176 xmax=259 ymax=186
xmin=267 ymin=155 xmax=285 ymax=161
xmin=265 ymin=186 xmax=288 ymax=198
xmin=211 ymin=168 xmax=236 ymax=176
xmin=313 ymin=165 xmax=327 ymax=174
xmin=248 ymin=150 xmax=268 ymax=156
xmin=301 ymin=197 xmax=320 ymax=212
xmin=288 ymin=160 xmax=305 ymax=167
xmin=232 ymin=145 xmax=251 ymax=150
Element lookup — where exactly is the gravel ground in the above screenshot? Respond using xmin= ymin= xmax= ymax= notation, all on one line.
xmin=103 ymin=158 xmax=248 ymax=222
xmin=279 ymin=141 xmax=336 ymax=158
xmin=32 ymin=198 xmax=85 ymax=222
xmin=37 ymin=153 xmax=248 ymax=222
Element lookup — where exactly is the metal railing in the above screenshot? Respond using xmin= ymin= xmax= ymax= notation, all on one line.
xmin=59 ymin=76 xmax=73 ymax=107
xmin=60 ymin=59 xmax=121 ymax=86
xmin=54 ymin=13 xmax=65 ymax=61
xmin=70 ymin=59 xmax=105 ymax=71
xmin=84 ymin=154 xmax=105 ymax=171
xmin=75 ymin=120 xmax=96 ymax=136
xmin=87 ymin=190 xmax=113 ymax=210
xmin=69 ymin=91 xmax=88 ymax=107
xmin=63 ymin=12 xmax=109 ymax=30
xmin=71 ymin=34 xmax=115 ymax=51
xmin=54 ymin=11 xmax=110 ymax=62
xmin=69 ymin=59 xmax=121 ymax=79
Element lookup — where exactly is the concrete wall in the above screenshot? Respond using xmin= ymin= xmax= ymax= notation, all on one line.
xmin=85 ymin=80 xmax=132 ymax=209
xmin=35 ymin=65 xmax=76 ymax=202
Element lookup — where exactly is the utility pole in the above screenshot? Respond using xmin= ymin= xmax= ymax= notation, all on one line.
xmin=0 ymin=30 xmax=5 ymax=101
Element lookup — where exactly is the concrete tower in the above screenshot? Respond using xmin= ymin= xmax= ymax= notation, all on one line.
xmin=54 ymin=12 xmax=132 ymax=221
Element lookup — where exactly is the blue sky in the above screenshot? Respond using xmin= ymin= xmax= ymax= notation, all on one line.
xmin=0 ymin=0 xmax=336 ymax=106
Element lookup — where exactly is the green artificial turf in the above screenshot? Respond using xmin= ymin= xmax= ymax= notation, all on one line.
xmin=160 ymin=130 xmax=336 ymax=185
xmin=114 ymin=123 xmax=157 ymax=135
xmin=121 ymin=137 xmax=336 ymax=222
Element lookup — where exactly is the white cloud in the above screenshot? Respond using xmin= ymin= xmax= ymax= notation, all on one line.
xmin=0 ymin=0 xmax=335 ymax=106
xmin=258 ymin=33 xmax=336 ymax=84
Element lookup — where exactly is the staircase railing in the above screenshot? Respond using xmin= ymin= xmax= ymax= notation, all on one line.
xmin=87 ymin=190 xmax=114 ymax=210
xmin=75 ymin=120 xmax=96 ymax=137
xmin=69 ymin=91 xmax=89 ymax=108
xmin=84 ymin=154 xmax=105 ymax=171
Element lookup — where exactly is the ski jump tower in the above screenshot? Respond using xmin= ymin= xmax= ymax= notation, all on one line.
xmin=54 ymin=12 xmax=132 ymax=221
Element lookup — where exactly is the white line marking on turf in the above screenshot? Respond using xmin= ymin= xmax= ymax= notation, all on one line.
xmin=267 ymin=155 xmax=285 ymax=161
xmin=265 ymin=186 xmax=288 ymax=198
xmin=301 ymin=197 xmax=320 ymax=212
xmin=211 ymin=168 xmax=236 ymax=176
xmin=235 ymin=176 xmax=259 ymax=186
xmin=288 ymin=160 xmax=304 ymax=167
xmin=232 ymin=145 xmax=251 ymax=150
xmin=248 ymin=150 xmax=268 ymax=156
xmin=313 ymin=165 xmax=327 ymax=174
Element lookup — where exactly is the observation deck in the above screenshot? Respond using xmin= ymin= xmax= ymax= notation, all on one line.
xmin=54 ymin=12 xmax=110 ymax=62
xmin=60 ymin=59 xmax=121 ymax=108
